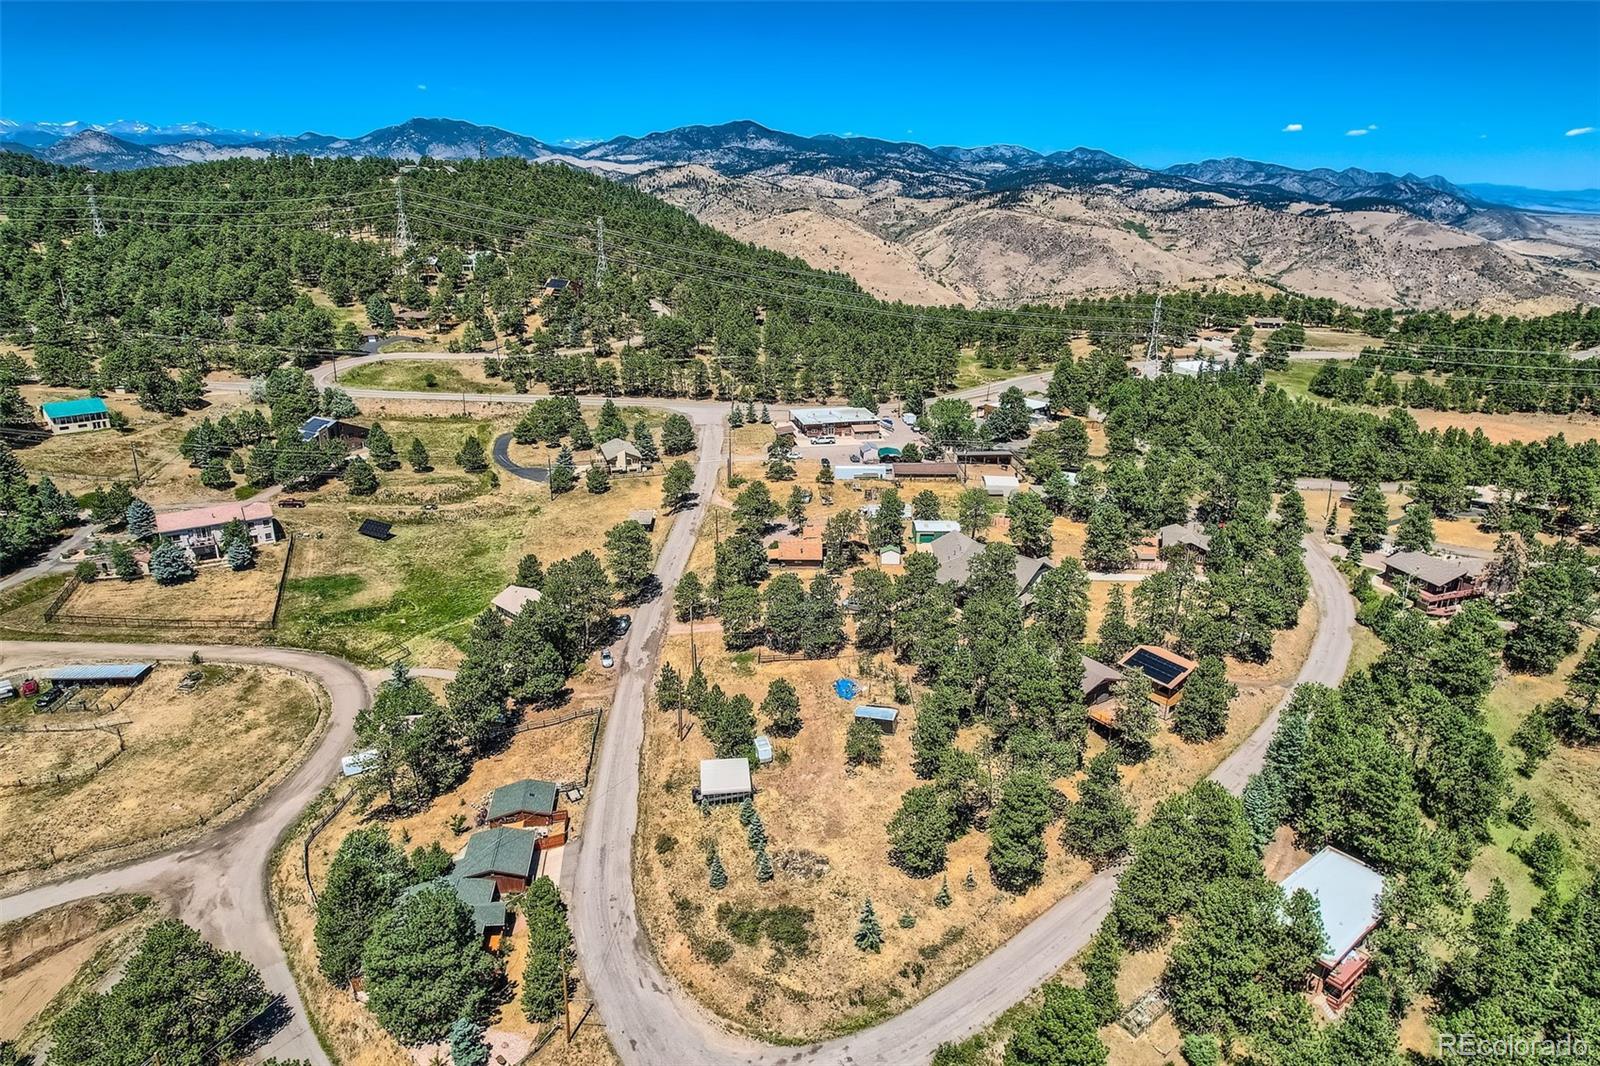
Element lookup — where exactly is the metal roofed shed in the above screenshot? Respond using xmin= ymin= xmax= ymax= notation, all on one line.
xmin=854 ymin=705 xmax=900 ymax=732
xmin=1278 ymin=847 xmax=1385 ymax=967
xmin=834 ymin=464 xmax=892 ymax=481
xmin=698 ymin=758 xmax=753 ymax=803
xmin=357 ymin=518 xmax=394 ymax=541
xmin=45 ymin=663 xmax=153 ymax=685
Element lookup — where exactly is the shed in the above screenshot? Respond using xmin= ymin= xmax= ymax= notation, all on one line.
xmin=878 ymin=547 xmax=903 ymax=566
xmin=913 ymin=519 xmax=961 ymax=544
xmin=754 ymin=736 xmax=774 ymax=765
xmin=982 ymin=474 xmax=1021 ymax=498
xmin=357 ymin=519 xmax=394 ymax=541
xmin=854 ymin=705 xmax=900 ymax=732
xmin=894 ymin=462 xmax=961 ymax=481
xmin=698 ymin=758 xmax=753 ymax=803
xmin=628 ymin=509 xmax=657 ymax=531
xmin=45 ymin=663 xmax=153 ymax=685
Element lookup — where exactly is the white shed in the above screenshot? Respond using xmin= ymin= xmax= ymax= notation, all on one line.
xmin=699 ymin=758 xmax=753 ymax=803
xmin=983 ymin=474 xmax=1021 ymax=498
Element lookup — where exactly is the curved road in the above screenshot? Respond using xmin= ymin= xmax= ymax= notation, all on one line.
xmin=0 ymin=642 xmax=370 ymax=1065
xmin=2 ymin=355 xmax=1357 ymax=1065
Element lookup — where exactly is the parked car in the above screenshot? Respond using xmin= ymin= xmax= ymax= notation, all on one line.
xmin=880 ymin=417 xmax=894 ymax=429
xmin=785 ymin=449 xmax=801 ymax=461
xmin=614 ymin=614 xmax=632 ymax=638
xmin=902 ymin=412 xmax=919 ymax=427
xmin=814 ymin=434 xmax=836 ymax=445
xmin=279 ymin=498 xmax=307 ymax=508
xmin=600 ymin=649 xmax=615 ymax=669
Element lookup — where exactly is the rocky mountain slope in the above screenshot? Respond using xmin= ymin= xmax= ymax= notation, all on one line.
xmin=7 ymin=117 xmax=1598 ymax=310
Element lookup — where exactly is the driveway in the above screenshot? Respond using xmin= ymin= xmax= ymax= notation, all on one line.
xmin=491 ymin=432 xmax=549 ymax=483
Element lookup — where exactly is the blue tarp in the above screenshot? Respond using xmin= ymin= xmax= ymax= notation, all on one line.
xmin=834 ymin=678 xmax=858 ymax=700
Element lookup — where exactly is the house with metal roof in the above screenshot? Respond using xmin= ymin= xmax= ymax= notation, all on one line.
xmin=155 ymin=502 xmax=277 ymax=562
xmin=1080 ymin=655 xmax=1123 ymax=709
xmin=854 ymin=705 xmax=900 ymax=732
xmin=767 ymin=535 xmax=825 ymax=567
xmin=491 ymin=584 xmax=542 ymax=618
xmin=1158 ymin=521 xmax=1212 ymax=558
xmin=787 ymin=406 xmax=881 ymax=439
xmin=487 ymin=778 xmax=560 ymax=826
xmin=41 ymin=397 xmax=111 ymax=434
xmin=1381 ymin=551 xmax=1484 ymax=617
xmin=456 ymin=826 xmax=539 ymax=893
xmin=698 ymin=758 xmax=753 ymax=804
xmin=401 ymin=875 xmax=509 ymax=950
xmin=1278 ymin=847 xmax=1385 ymax=1010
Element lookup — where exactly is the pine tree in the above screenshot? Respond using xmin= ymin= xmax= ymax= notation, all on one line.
xmin=934 ymin=877 xmax=952 ymax=908
xmin=633 ymin=420 xmax=659 ymax=463
xmin=1061 ymin=749 xmax=1134 ymax=868
xmin=854 ymin=898 xmax=883 ymax=952
xmin=1112 ymin=673 xmax=1157 ymax=763
xmin=586 ymin=464 xmax=611 ymax=494
xmin=1394 ymin=502 xmax=1435 ymax=552
xmin=448 ymin=1017 xmax=490 ymax=1066
xmin=126 ymin=498 xmax=157 ymax=541
xmin=1171 ymin=657 xmax=1236 ymax=742
xmin=708 ymin=850 xmax=728 ymax=890
xmin=898 ymin=911 xmax=916 ymax=929
xmin=345 ymin=456 xmax=379 ymax=496
xmin=148 ymin=541 xmax=195 ymax=586
xmin=746 ymin=810 xmax=768 ymax=850
xmin=964 ymin=866 xmax=977 ymax=891
xmin=515 ymin=553 xmax=544 ymax=588
xmin=456 ymin=435 xmax=488 ymax=473
xmin=1081 ymin=923 xmax=1122 ymax=1026
xmin=225 ymin=537 xmax=254 ymax=571
xmin=739 ymin=796 xmax=757 ymax=827
xmin=1096 ymin=585 xmax=1136 ymax=661
xmin=1346 ymin=482 xmax=1389 ymax=552
xmin=754 ymin=846 xmax=774 ymax=883
xmin=407 ymin=437 xmax=431 ymax=472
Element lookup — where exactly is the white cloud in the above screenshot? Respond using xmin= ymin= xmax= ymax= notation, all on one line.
xmin=1567 ymin=126 xmax=1595 ymax=137
xmin=1367 ymin=124 xmax=1378 ymax=130
xmin=416 ymin=83 xmax=427 ymax=91
xmin=1345 ymin=128 xmax=1369 ymax=137
xmin=1282 ymin=123 xmax=1303 ymax=132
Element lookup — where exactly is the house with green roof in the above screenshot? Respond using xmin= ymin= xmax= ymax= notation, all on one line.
xmin=400 ymin=874 xmax=510 ymax=950
xmin=487 ymin=778 xmax=561 ymax=827
xmin=40 ymin=397 xmax=111 ymax=434
xmin=456 ymin=826 xmax=539 ymax=893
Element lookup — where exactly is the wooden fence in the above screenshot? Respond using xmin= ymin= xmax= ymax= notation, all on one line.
xmin=40 ymin=574 xmax=81 ymax=622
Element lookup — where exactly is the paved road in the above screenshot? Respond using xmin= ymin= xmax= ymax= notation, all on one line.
xmin=0 ymin=641 xmax=371 ymax=1065
xmin=0 ymin=524 xmax=92 ymax=594
xmin=567 ymin=526 xmax=1354 ymax=1064
xmin=491 ymin=431 xmax=549 ymax=483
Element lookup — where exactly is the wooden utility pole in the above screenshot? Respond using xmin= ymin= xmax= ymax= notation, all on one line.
xmin=563 ymin=950 xmax=573 ymax=1042
xmin=129 ymin=444 xmax=143 ymax=486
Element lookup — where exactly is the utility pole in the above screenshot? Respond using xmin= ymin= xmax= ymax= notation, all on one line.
xmin=563 ymin=949 xmax=573 ymax=1042
xmin=129 ymin=444 xmax=143 ymax=487
xmin=1145 ymin=295 xmax=1163 ymax=363
xmin=85 ymin=184 xmax=105 ymax=238
xmin=595 ymin=215 xmax=606 ymax=285
xmin=393 ymin=177 xmax=411 ymax=257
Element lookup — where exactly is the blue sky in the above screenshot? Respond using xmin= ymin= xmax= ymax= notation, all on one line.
xmin=4 ymin=1 xmax=1598 ymax=187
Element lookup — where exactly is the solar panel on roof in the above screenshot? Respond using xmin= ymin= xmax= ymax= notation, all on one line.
xmin=357 ymin=519 xmax=394 ymax=541
xmin=1126 ymin=648 xmax=1185 ymax=686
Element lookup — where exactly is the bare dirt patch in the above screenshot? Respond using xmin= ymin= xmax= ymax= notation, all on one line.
xmin=0 ymin=663 xmax=323 ymax=890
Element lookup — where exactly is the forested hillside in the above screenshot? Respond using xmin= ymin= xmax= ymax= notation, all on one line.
xmin=2 ymin=152 xmax=1598 ymax=414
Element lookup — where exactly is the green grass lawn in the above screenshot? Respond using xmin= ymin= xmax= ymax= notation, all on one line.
xmin=338 ymin=360 xmax=509 ymax=394
xmin=1263 ymin=361 xmax=1323 ymax=402
xmin=953 ymin=350 xmax=1037 ymax=391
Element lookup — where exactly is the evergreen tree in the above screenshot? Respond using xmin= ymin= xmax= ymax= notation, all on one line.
xmin=1346 ymin=482 xmax=1389 ymax=552
xmin=345 ymin=456 xmax=379 ymax=496
xmin=854 ymin=898 xmax=884 ymax=952
xmin=456 ymin=435 xmax=488 ymax=473
xmin=407 ymin=437 xmax=431 ymax=472
xmin=887 ymin=784 xmax=955 ymax=877
xmin=1082 ymin=921 xmax=1123 ymax=1026
xmin=934 ymin=877 xmax=952 ymax=908
xmin=516 ymin=553 xmax=545 ymax=588
xmin=586 ymin=464 xmax=611 ymax=494
xmin=956 ymin=487 xmax=993 ymax=537
xmin=746 ymin=809 xmax=768 ymax=850
xmin=361 ymin=886 xmax=499 ymax=1043
xmin=1003 ymin=982 xmax=1107 ymax=1066
xmin=1083 ymin=499 xmax=1134 ymax=572
xmin=661 ymin=413 xmax=696 ymax=455
xmin=1172 ymin=657 xmax=1235 ymax=742
xmin=126 ymin=498 xmax=156 ymax=541
xmin=1007 ymin=491 xmax=1054 ymax=557
xmin=845 ymin=718 xmax=884 ymax=765
xmin=225 ymin=537 xmax=254 ymax=571
xmin=987 ymin=771 xmax=1055 ymax=892
xmin=1112 ymin=673 xmax=1157 ymax=763
xmin=912 ymin=489 xmax=942 ymax=521
xmin=604 ymin=519 xmax=652 ymax=602
xmin=448 ymin=1018 xmax=490 ymax=1066
xmin=632 ymin=419 xmax=659 ymax=463
xmin=1096 ymin=585 xmax=1137 ymax=661
xmin=1061 ymin=749 xmax=1135 ymax=868
xmin=762 ymin=677 xmax=802 ymax=736
xmin=755 ymin=845 xmax=774 ymax=882
xmin=548 ymin=464 xmax=576 ymax=495
xmin=1394 ymin=502 xmax=1435 ymax=552
xmin=708 ymin=849 xmax=728 ymax=890
xmin=519 ymin=877 xmax=571 ymax=1024
xmin=148 ymin=541 xmax=195 ymax=586
xmin=662 ymin=459 xmax=696 ymax=510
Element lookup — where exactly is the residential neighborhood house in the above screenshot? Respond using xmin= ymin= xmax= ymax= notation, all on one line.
xmin=1380 ymin=551 xmax=1484 ymax=616
xmin=1278 ymin=847 xmax=1385 ymax=1010
xmin=599 ymin=438 xmax=645 ymax=472
xmin=41 ymin=397 xmax=111 ymax=434
xmin=155 ymin=502 xmax=277 ymax=562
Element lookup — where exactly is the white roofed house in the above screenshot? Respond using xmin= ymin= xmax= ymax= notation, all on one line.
xmin=787 ymin=406 xmax=881 ymax=439
xmin=155 ymin=502 xmax=276 ymax=563
xmin=1277 ymin=848 xmax=1385 ymax=1011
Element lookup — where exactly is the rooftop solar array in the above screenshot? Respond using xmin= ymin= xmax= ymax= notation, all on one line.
xmin=1126 ymin=648 xmax=1187 ymax=686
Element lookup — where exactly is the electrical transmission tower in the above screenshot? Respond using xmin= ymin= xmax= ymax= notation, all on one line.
xmin=85 ymin=184 xmax=106 ymax=238
xmin=1145 ymin=295 xmax=1163 ymax=361
xmin=595 ymin=215 xmax=606 ymax=284
xmin=394 ymin=177 xmax=412 ymax=256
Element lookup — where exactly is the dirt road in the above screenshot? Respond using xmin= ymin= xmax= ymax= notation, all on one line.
xmin=0 ymin=641 xmax=370 ymax=1064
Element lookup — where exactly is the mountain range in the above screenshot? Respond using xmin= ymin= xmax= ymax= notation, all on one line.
xmin=6 ymin=116 xmax=1600 ymax=310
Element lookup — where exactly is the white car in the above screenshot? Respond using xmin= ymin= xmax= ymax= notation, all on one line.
xmin=600 ymin=649 xmax=614 ymax=668
xmin=813 ymin=434 xmax=836 ymax=445
xmin=902 ymin=413 xmax=919 ymax=427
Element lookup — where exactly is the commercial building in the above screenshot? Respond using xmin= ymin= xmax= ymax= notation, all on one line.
xmin=787 ymin=406 xmax=881 ymax=440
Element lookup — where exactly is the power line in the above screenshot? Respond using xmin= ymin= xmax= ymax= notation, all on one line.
xmin=84 ymin=183 xmax=105 ymax=239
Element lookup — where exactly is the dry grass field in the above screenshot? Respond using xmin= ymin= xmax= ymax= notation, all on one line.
xmin=271 ymin=712 xmax=616 ymax=1066
xmin=61 ymin=542 xmax=288 ymax=625
xmin=0 ymin=895 xmax=162 ymax=1052
xmin=637 ymin=454 xmax=1319 ymax=1040
xmin=13 ymin=386 xmax=263 ymax=507
xmin=0 ymin=664 xmax=322 ymax=891
xmin=337 ymin=359 xmax=510 ymax=394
